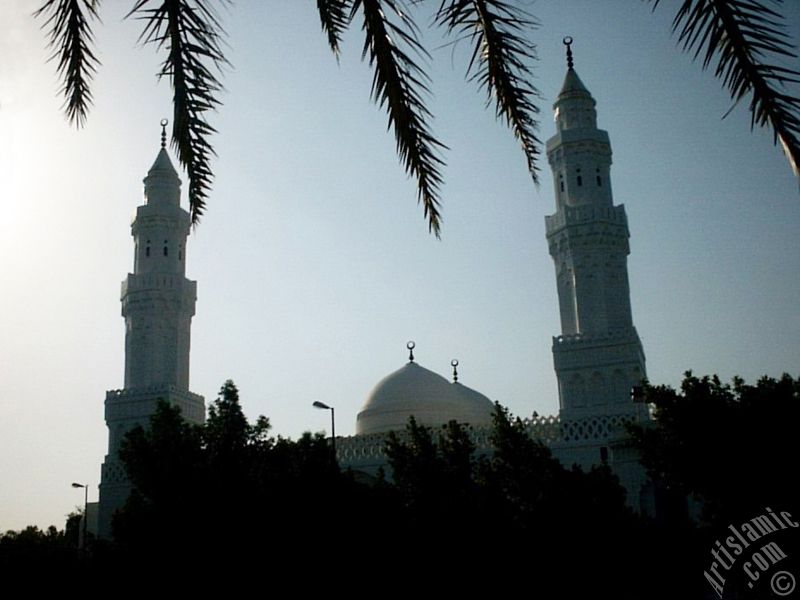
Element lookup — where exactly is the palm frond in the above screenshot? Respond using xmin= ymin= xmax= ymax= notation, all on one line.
xmin=317 ymin=0 xmax=353 ymax=59
xmin=35 ymin=0 xmax=101 ymax=127
xmin=128 ymin=0 xmax=230 ymax=224
xmin=354 ymin=0 xmax=447 ymax=236
xmin=650 ymin=0 xmax=800 ymax=176
xmin=435 ymin=0 xmax=542 ymax=184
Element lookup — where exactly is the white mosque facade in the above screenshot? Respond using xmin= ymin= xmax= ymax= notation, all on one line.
xmin=97 ymin=46 xmax=652 ymax=536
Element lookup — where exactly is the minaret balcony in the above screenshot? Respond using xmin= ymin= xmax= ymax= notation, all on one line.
xmin=105 ymin=385 xmax=205 ymax=423
xmin=552 ymin=327 xmax=641 ymax=350
xmin=546 ymin=127 xmax=610 ymax=154
xmin=121 ymin=273 xmax=196 ymax=297
xmin=546 ymin=203 xmax=628 ymax=236
xmin=552 ymin=327 xmax=646 ymax=372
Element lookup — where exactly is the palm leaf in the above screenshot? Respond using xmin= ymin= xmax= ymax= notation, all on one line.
xmin=35 ymin=0 xmax=101 ymax=127
xmin=128 ymin=0 xmax=230 ymax=224
xmin=650 ymin=0 xmax=800 ymax=177
xmin=317 ymin=0 xmax=353 ymax=59
xmin=435 ymin=0 xmax=542 ymax=184
xmin=353 ymin=0 xmax=447 ymax=236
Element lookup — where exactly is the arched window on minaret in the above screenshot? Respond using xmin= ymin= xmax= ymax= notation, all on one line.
xmin=570 ymin=373 xmax=586 ymax=407
xmin=576 ymin=168 xmax=583 ymax=187
xmin=590 ymin=371 xmax=605 ymax=406
xmin=163 ymin=240 xmax=168 ymax=257
xmin=596 ymin=168 xmax=602 ymax=187
xmin=613 ymin=369 xmax=626 ymax=403
xmin=145 ymin=239 xmax=151 ymax=257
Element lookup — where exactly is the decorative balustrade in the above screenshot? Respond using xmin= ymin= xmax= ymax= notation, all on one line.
xmin=552 ymin=327 xmax=639 ymax=347
xmin=122 ymin=273 xmax=195 ymax=296
xmin=105 ymin=385 xmax=204 ymax=423
xmin=545 ymin=203 xmax=627 ymax=234
xmin=106 ymin=385 xmax=202 ymax=402
xmin=336 ymin=410 xmax=648 ymax=466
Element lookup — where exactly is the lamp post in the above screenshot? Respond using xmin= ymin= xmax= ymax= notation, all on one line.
xmin=71 ymin=482 xmax=88 ymax=551
xmin=312 ymin=401 xmax=336 ymax=462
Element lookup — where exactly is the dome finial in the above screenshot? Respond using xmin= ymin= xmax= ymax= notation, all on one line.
xmin=563 ymin=36 xmax=574 ymax=70
xmin=160 ymin=118 xmax=168 ymax=149
xmin=407 ymin=340 xmax=416 ymax=363
xmin=451 ymin=359 xmax=459 ymax=383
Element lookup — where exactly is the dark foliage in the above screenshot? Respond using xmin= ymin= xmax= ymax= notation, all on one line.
xmin=35 ymin=0 xmax=100 ymax=127
xmin=630 ymin=371 xmax=800 ymax=526
xmin=434 ymin=0 xmax=542 ymax=183
xmin=355 ymin=0 xmax=447 ymax=236
xmin=382 ymin=405 xmax=673 ymax=595
xmin=649 ymin=0 xmax=800 ymax=176
xmin=628 ymin=372 xmax=800 ymax=599
xmin=14 ymin=372 xmax=794 ymax=594
xmin=0 ymin=523 xmax=84 ymax=577
xmin=110 ymin=380 xmax=381 ymax=577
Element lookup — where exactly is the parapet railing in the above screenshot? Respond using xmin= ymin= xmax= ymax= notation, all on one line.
xmin=336 ymin=410 xmax=648 ymax=465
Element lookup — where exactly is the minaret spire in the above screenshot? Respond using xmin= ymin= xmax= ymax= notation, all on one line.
xmin=160 ymin=118 xmax=168 ymax=149
xmin=563 ymin=36 xmax=574 ymax=70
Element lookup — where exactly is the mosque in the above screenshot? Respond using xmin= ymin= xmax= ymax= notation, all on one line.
xmin=97 ymin=42 xmax=653 ymax=538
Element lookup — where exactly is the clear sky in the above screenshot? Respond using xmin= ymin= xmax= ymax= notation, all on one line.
xmin=1 ymin=1 xmax=798 ymax=531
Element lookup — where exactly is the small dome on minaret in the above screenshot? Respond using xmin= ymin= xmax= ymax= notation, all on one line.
xmin=148 ymin=147 xmax=179 ymax=178
xmin=557 ymin=68 xmax=592 ymax=100
xmin=552 ymin=38 xmax=598 ymax=133
xmin=556 ymin=37 xmax=593 ymax=101
xmin=143 ymin=120 xmax=181 ymax=206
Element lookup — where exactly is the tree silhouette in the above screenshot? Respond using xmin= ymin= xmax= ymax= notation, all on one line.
xmin=112 ymin=381 xmax=368 ymax=572
xmin=629 ymin=371 xmax=800 ymax=527
xmin=381 ymin=405 xmax=689 ymax=595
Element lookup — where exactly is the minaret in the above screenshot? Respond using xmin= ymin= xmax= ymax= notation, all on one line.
xmin=98 ymin=123 xmax=205 ymax=537
xmin=545 ymin=39 xmax=647 ymax=420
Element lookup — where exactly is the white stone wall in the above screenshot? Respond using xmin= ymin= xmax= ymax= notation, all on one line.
xmin=122 ymin=275 xmax=196 ymax=390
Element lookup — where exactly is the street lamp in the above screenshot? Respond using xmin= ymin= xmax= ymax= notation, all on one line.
xmin=71 ymin=482 xmax=88 ymax=551
xmin=312 ymin=401 xmax=336 ymax=462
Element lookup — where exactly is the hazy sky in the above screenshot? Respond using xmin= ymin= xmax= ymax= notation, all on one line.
xmin=1 ymin=1 xmax=798 ymax=531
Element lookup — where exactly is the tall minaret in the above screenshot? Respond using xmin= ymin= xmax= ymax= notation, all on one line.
xmin=98 ymin=123 xmax=205 ymax=537
xmin=545 ymin=40 xmax=646 ymax=420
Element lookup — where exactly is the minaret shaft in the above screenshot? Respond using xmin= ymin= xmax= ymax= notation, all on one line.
xmin=98 ymin=145 xmax=204 ymax=538
xmin=122 ymin=201 xmax=195 ymax=390
xmin=545 ymin=66 xmax=646 ymax=419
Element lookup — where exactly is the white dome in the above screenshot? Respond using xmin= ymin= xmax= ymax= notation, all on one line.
xmin=356 ymin=362 xmax=494 ymax=435
xmin=451 ymin=381 xmax=494 ymax=413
